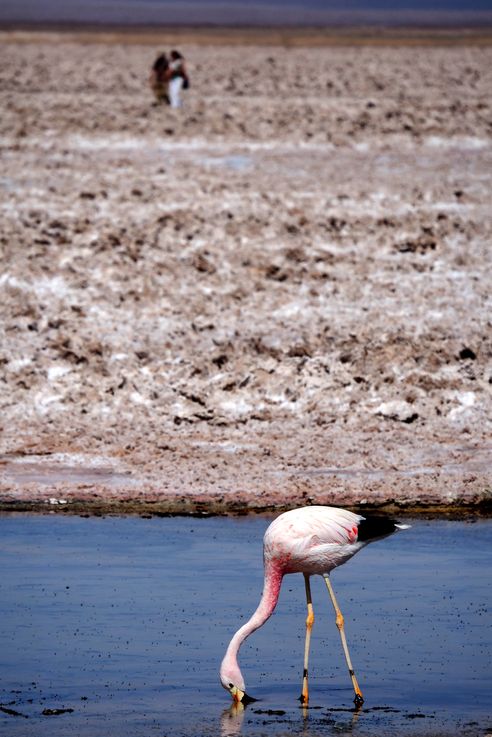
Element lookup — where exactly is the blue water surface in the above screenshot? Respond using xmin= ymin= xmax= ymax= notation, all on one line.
xmin=0 ymin=514 xmax=490 ymax=736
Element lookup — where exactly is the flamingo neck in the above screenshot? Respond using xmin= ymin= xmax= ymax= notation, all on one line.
xmin=225 ymin=560 xmax=284 ymax=665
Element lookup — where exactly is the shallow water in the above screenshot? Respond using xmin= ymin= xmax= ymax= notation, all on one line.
xmin=0 ymin=515 xmax=490 ymax=736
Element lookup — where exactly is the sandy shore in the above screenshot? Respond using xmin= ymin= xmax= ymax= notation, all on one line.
xmin=0 ymin=31 xmax=491 ymax=515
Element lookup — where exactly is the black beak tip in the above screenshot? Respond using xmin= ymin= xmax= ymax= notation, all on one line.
xmin=241 ymin=692 xmax=258 ymax=705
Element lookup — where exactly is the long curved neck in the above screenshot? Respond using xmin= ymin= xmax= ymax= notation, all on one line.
xmin=225 ymin=560 xmax=284 ymax=664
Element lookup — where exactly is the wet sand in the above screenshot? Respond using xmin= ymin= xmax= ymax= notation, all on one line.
xmin=0 ymin=515 xmax=490 ymax=736
xmin=0 ymin=31 xmax=491 ymax=514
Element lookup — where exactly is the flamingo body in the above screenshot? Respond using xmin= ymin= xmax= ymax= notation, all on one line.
xmin=264 ymin=506 xmax=364 ymax=575
xmin=220 ymin=505 xmax=407 ymax=705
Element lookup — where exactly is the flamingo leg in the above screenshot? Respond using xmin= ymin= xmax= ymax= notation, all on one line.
xmin=300 ymin=573 xmax=315 ymax=705
xmin=323 ymin=574 xmax=364 ymax=707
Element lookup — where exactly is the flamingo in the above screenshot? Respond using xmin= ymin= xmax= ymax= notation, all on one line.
xmin=220 ymin=505 xmax=409 ymax=707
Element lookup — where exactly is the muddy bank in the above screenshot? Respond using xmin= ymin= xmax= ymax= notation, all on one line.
xmin=0 ymin=37 xmax=491 ymax=514
xmin=1 ymin=437 xmax=490 ymax=516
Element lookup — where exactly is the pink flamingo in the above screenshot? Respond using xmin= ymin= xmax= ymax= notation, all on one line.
xmin=220 ymin=505 xmax=409 ymax=707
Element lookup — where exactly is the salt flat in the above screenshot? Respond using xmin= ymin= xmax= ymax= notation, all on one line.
xmin=0 ymin=33 xmax=491 ymax=513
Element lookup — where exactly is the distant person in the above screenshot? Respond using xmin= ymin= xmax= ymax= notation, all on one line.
xmin=168 ymin=50 xmax=189 ymax=108
xmin=149 ymin=52 xmax=170 ymax=105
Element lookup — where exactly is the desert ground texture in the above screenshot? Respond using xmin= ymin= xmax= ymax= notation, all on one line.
xmin=0 ymin=30 xmax=491 ymax=514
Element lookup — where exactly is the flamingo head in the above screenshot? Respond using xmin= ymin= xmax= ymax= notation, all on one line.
xmin=220 ymin=659 xmax=256 ymax=703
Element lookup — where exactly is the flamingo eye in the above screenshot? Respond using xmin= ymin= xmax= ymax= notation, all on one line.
xmin=228 ymin=682 xmax=233 ymax=688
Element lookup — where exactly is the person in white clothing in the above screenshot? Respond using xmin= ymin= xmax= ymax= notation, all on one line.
xmin=168 ymin=50 xmax=189 ymax=108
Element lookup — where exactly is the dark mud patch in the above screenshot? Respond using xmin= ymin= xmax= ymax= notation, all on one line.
xmin=0 ymin=705 xmax=29 ymax=718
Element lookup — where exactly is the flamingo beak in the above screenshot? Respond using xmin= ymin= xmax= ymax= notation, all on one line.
xmin=230 ymin=686 xmax=257 ymax=704
xmin=230 ymin=686 xmax=244 ymax=703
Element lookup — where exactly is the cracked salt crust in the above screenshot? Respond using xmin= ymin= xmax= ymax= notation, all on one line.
xmin=0 ymin=40 xmax=491 ymax=510
xmin=47 ymin=366 xmax=72 ymax=381
xmin=7 ymin=452 xmax=121 ymax=469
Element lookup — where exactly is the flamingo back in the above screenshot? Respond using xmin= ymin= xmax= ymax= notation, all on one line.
xmin=263 ymin=506 xmax=365 ymax=575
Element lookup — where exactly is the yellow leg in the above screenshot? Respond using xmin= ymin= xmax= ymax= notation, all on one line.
xmin=323 ymin=574 xmax=364 ymax=707
xmin=300 ymin=574 xmax=315 ymax=705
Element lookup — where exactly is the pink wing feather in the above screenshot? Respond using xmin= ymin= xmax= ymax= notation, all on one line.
xmin=264 ymin=506 xmax=364 ymax=564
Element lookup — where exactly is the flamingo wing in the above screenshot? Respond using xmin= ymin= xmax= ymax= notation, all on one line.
xmin=264 ymin=506 xmax=364 ymax=562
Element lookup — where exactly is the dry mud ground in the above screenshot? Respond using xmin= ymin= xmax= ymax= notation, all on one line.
xmin=0 ymin=31 xmax=491 ymax=515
